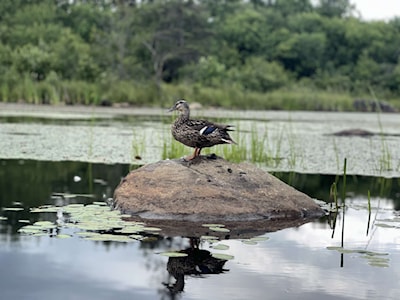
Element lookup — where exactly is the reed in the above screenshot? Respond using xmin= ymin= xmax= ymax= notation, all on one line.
xmin=367 ymin=190 xmax=371 ymax=214
xmin=131 ymin=129 xmax=146 ymax=162
xmin=366 ymin=190 xmax=372 ymax=236
xmin=0 ymin=74 xmax=385 ymax=111
xmin=329 ymin=181 xmax=339 ymax=238
xmin=341 ymin=158 xmax=347 ymax=203
xmin=341 ymin=158 xmax=347 ymax=249
xmin=368 ymin=87 xmax=393 ymax=172
xmin=161 ymin=134 xmax=187 ymax=160
xmin=249 ymin=125 xmax=269 ymax=163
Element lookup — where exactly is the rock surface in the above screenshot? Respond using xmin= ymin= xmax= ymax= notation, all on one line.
xmin=113 ymin=155 xmax=324 ymax=222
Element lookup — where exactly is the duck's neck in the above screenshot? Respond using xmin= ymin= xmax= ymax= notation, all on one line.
xmin=177 ymin=108 xmax=190 ymax=123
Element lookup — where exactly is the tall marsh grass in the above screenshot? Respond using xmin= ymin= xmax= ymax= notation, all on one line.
xmin=0 ymin=74 xmax=365 ymax=112
xmin=161 ymin=121 xmax=301 ymax=170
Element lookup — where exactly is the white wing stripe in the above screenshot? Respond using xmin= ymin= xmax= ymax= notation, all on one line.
xmin=199 ymin=126 xmax=208 ymax=135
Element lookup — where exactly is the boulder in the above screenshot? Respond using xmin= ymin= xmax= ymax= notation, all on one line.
xmin=113 ymin=155 xmax=324 ymax=223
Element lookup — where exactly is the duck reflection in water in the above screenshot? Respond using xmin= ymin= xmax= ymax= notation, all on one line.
xmin=163 ymin=238 xmax=229 ymax=295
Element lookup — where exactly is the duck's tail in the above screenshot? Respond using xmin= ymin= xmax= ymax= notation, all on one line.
xmin=222 ymin=138 xmax=237 ymax=145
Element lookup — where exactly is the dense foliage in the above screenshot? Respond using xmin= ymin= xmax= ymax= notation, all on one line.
xmin=1 ymin=0 xmax=400 ymax=110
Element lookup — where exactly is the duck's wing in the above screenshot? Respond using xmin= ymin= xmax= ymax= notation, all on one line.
xmin=187 ymin=119 xmax=234 ymax=136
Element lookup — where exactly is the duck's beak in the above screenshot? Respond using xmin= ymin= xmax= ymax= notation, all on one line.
xmin=168 ymin=105 xmax=176 ymax=112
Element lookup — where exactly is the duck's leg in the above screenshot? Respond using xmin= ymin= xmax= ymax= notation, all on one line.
xmin=195 ymin=148 xmax=202 ymax=157
xmin=184 ymin=148 xmax=199 ymax=161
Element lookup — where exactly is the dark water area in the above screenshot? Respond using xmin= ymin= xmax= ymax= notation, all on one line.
xmin=273 ymin=171 xmax=400 ymax=210
xmin=1 ymin=159 xmax=400 ymax=300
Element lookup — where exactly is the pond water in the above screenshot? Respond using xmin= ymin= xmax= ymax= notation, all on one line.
xmin=0 ymin=104 xmax=400 ymax=299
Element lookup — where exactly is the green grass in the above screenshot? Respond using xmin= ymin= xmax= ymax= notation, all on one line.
xmin=131 ymin=129 xmax=146 ymax=162
xmin=161 ymin=121 xmax=302 ymax=170
xmin=368 ymin=87 xmax=393 ymax=173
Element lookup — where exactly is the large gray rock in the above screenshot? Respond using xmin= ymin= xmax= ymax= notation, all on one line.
xmin=113 ymin=155 xmax=324 ymax=222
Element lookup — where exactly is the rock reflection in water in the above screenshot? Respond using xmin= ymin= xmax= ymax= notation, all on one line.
xmin=163 ymin=238 xmax=228 ymax=295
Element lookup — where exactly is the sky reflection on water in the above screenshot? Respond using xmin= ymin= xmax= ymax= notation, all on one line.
xmin=1 ymin=201 xmax=399 ymax=300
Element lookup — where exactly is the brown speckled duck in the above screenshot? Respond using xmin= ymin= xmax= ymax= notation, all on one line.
xmin=168 ymin=100 xmax=236 ymax=160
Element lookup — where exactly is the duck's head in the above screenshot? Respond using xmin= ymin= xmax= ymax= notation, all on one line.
xmin=168 ymin=99 xmax=190 ymax=114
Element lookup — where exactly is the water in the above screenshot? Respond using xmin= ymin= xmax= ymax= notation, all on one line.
xmin=1 ymin=104 xmax=399 ymax=176
xmin=1 ymin=105 xmax=400 ymax=299
xmin=1 ymin=160 xmax=399 ymax=300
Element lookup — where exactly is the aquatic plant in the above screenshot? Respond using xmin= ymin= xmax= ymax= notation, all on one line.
xmin=131 ymin=129 xmax=146 ymax=162
xmin=341 ymin=158 xmax=347 ymax=250
xmin=18 ymin=202 xmax=163 ymax=242
xmin=368 ymin=87 xmax=393 ymax=173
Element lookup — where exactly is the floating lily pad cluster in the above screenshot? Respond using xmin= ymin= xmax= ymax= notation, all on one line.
xmin=327 ymin=246 xmax=390 ymax=268
xmin=9 ymin=203 xmax=271 ymax=261
xmin=17 ymin=221 xmax=56 ymax=236
xmin=17 ymin=202 xmax=162 ymax=242
xmin=201 ymin=224 xmax=270 ymax=260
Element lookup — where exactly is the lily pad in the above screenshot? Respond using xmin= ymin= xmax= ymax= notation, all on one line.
xmin=117 ymin=225 xmax=144 ymax=234
xmin=209 ymin=226 xmax=230 ymax=233
xmin=32 ymin=232 xmax=48 ymax=237
xmin=18 ymin=219 xmax=30 ymax=224
xmin=249 ymin=236 xmax=269 ymax=242
xmin=241 ymin=240 xmax=258 ymax=245
xmin=200 ymin=235 xmax=219 ymax=240
xmin=212 ymin=244 xmax=230 ymax=250
xmin=92 ymin=201 xmax=108 ymax=206
xmin=56 ymin=234 xmax=72 ymax=239
xmin=2 ymin=207 xmax=24 ymax=211
xmin=120 ymin=214 xmax=132 ymax=218
xmin=327 ymin=246 xmax=389 ymax=257
xmin=18 ymin=225 xmax=44 ymax=234
xmin=160 ymin=251 xmax=188 ymax=257
xmin=375 ymin=223 xmax=397 ymax=228
xmin=30 ymin=206 xmax=60 ymax=213
xmin=211 ymin=253 xmax=234 ymax=260
xmin=202 ymin=223 xmax=226 ymax=228
xmin=34 ymin=221 xmax=54 ymax=226
xmin=368 ymin=262 xmax=389 ymax=268
xmin=32 ymin=221 xmax=57 ymax=230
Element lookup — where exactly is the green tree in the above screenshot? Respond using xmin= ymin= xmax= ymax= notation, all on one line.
xmin=232 ymin=57 xmax=291 ymax=92
xmin=218 ymin=8 xmax=269 ymax=60
xmin=131 ymin=0 xmax=212 ymax=88
xmin=13 ymin=42 xmax=52 ymax=80
xmin=51 ymin=29 xmax=99 ymax=81
xmin=276 ymin=32 xmax=327 ymax=77
xmin=271 ymin=0 xmax=313 ymax=16
xmin=316 ymin=0 xmax=354 ymax=18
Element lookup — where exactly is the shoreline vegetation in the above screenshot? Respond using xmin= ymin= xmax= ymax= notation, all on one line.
xmin=1 ymin=81 xmax=399 ymax=112
xmin=1 ymin=1 xmax=400 ymax=112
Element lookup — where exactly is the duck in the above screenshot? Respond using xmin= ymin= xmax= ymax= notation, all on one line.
xmin=168 ymin=100 xmax=236 ymax=160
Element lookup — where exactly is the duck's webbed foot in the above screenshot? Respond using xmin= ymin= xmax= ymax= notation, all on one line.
xmin=184 ymin=148 xmax=202 ymax=161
